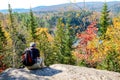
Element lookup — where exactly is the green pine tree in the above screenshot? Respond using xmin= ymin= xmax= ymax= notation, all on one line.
xmin=99 ymin=3 xmax=110 ymax=38
xmin=53 ymin=18 xmax=65 ymax=63
xmin=8 ymin=4 xmax=17 ymax=68
xmin=29 ymin=8 xmax=38 ymax=42
xmin=53 ymin=18 xmax=75 ymax=64
xmin=8 ymin=4 xmax=25 ymax=68
xmin=63 ymin=23 xmax=75 ymax=64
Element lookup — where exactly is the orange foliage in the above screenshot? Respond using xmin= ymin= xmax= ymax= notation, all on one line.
xmin=74 ymin=22 xmax=99 ymax=65
xmin=76 ymin=22 xmax=98 ymax=52
xmin=77 ymin=22 xmax=97 ymax=46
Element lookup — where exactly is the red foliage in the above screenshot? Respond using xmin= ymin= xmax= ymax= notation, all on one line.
xmin=0 ymin=55 xmax=7 ymax=73
xmin=75 ymin=22 xmax=98 ymax=66
xmin=77 ymin=22 xmax=98 ymax=49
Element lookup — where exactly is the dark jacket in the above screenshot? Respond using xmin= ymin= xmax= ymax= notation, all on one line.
xmin=24 ymin=47 xmax=40 ymax=60
xmin=30 ymin=47 xmax=40 ymax=59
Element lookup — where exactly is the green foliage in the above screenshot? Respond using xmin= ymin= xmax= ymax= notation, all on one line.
xmin=63 ymin=23 xmax=75 ymax=64
xmin=29 ymin=9 xmax=38 ymax=42
xmin=7 ymin=4 xmax=26 ymax=68
xmin=99 ymin=3 xmax=110 ymax=37
xmin=97 ymin=50 xmax=120 ymax=72
xmin=8 ymin=4 xmax=17 ymax=68
xmin=53 ymin=18 xmax=65 ymax=63
xmin=63 ymin=11 xmax=91 ymax=32
xmin=78 ymin=60 xmax=87 ymax=67
xmin=37 ymin=29 xmax=53 ymax=66
xmin=35 ymin=11 xmax=92 ymax=34
xmin=53 ymin=18 xmax=75 ymax=64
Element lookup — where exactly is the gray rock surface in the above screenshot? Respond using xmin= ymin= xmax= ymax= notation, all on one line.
xmin=0 ymin=64 xmax=120 ymax=80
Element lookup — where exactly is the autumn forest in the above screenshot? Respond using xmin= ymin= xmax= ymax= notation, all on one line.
xmin=0 ymin=2 xmax=120 ymax=73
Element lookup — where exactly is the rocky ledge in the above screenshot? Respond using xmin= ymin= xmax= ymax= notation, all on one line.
xmin=0 ymin=64 xmax=120 ymax=80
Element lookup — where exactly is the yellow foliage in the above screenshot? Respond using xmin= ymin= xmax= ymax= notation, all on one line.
xmin=2 ymin=27 xmax=12 ymax=46
xmin=87 ymin=37 xmax=98 ymax=49
xmin=36 ymin=27 xmax=48 ymax=33
xmin=36 ymin=28 xmax=53 ymax=42
xmin=100 ymin=17 xmax=120 ymax=61
xmin=87 ymin=37 xmax=106 ymax=62
xmin=113 ymin=17 xmax=120 ymax=29
xmin=87 ymin=17 xmax=120 ymax=62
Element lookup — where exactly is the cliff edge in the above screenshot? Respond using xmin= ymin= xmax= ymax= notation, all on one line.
xmin=0 ymin=64 xmax=120 ymax=80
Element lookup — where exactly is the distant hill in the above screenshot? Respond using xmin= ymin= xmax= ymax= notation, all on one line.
xmin=0 ymin=8 xmax=29 ymax=13
xmin=32 ymin=1 xmax=120 ymax=13
xmin=0 ymin=1 xmax=120 ymax=14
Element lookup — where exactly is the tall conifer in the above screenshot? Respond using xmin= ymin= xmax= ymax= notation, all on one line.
xmin=29 ymin=8 xmax=37 ymax=42
xmin=54 ymin=18 xmax=75 ymax=64
xmin=8 ymin=4 xmax=21 ymax=68
xmin=99 ymin=3 xmax=110 ymax=38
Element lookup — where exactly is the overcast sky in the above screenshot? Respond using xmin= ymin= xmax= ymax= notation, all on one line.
xmin=0 ymin=0 xmax=119 ymax=10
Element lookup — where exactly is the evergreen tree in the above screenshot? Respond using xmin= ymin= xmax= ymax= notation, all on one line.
xmin=8 ymin=4 xmax=25 ymax=68
xmin=8 ymin=4 xmax=17 ymax=68
xmin=99 ymin=3 xmax=110 ymax=38
xmin=53 ymin=18 xmax=65 ymax=63
xmin=63 ymin=23 xmax=75 ymax=64
xmin=20 ymin=13 xmax=31 ymax=45
xmin=29 ymin=8 xmax=38 ymax=42
xmin=54 ymin=18 xmax=75 ymax=64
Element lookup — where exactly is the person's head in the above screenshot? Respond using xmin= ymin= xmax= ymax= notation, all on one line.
xmin=30 ymin=42 xmax=36 ymax=48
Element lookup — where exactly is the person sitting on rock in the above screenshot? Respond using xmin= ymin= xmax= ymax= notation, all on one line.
xmin=22 ymin=42 xmax=45 ymax=70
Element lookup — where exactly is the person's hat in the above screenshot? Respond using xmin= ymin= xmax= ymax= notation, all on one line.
xmin=30 ymin=42 xmax=36 ymax=47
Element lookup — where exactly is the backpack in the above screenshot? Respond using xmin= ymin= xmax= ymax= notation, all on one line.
xmin=22 ymin=48 xmax=36 ymax=66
